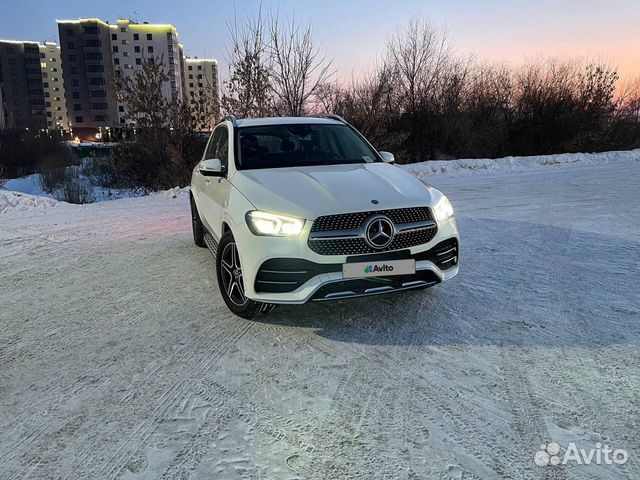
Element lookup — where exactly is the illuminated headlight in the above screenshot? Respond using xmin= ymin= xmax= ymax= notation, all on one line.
xmin=433 ymin=196 xmax=454 ymax=222
xmin=246 ymin=211 xmax=306 ymax=236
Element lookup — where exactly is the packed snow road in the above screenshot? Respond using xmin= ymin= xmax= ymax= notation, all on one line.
xmin=1 ymin=157 xmax=639 ymax=479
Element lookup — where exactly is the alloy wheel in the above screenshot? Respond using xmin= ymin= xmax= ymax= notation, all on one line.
xmin=220 ymin=242 xmax=247 ymax=306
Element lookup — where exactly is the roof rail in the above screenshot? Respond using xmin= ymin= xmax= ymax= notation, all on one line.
xmin=322 ymin=114 xmax=347 ymax=124
xmin=222 ymin=114 xmax=238 ymax=127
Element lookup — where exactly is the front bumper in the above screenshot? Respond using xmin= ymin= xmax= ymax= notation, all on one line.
xmin=233 ymin=217 xmax=459 ymax=304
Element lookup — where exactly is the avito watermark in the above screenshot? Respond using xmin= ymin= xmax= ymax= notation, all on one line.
xmin=535 ymin=442 xmax=628 ymax=466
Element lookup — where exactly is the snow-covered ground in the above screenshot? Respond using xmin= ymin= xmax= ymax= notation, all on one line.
xmin=0 ymin=154 xmax=639 ymax=479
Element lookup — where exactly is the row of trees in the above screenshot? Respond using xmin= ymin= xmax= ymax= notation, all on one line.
xmin=221 ymin=15 xmax=640 ymax=163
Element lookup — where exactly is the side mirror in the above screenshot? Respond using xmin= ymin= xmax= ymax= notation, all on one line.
xmin=199 ymin=158 xmax=224 ymax=176
xmin=379 ymin=151 xmax=395 ymax=163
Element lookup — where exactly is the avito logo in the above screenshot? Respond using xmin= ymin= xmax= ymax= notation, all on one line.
xmin=364 ymin=264 xmax=395 ymax=274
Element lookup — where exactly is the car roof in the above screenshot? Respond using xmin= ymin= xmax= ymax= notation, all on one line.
xmin=232 ymin=117 xmax=344 ymax=128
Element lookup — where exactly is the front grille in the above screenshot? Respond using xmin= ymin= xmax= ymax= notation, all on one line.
xmin=311 ymin=207 xmax=432 ymax=232
xmin=308 ymin=207 xmax=437 ymax=255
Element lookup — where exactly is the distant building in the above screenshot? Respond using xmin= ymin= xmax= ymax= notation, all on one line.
xmin=184 ymin=58 xmax=219 ymax=131
xmin=0 ymin=40 xmax=47 ymax=130
xmin=2 ymin=19 xmax=219 ymax=136
xmin=39 ymin=43 xmax=70 ymax=132
xmin=57 ymin=19 xmax=120 ymax=136
xmin=109 ymin=19 xmax=185 ymax=126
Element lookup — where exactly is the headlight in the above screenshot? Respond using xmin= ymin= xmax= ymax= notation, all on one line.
xmin=246 ymin=210 xmax=306 ymax=236
xmin=433 ymin=196 xmax=454 ymax=222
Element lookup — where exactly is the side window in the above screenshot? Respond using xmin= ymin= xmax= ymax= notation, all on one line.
xmin=215 ymin=127 xmax=229 ymax=171
xmin=204 ymin=129 xmax=221 ymax=160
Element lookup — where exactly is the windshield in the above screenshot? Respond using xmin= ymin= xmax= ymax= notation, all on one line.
xmin=236 ymin=124 xmax=381 ymax=170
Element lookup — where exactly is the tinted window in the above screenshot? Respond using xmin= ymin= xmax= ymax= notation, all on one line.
xmin=204 ymin=129 xmax=221 ymax=160
xmin=236 ymin=124 xmax=380 ymax=170
xmin=215 ymin=127 xmax=229 ymax=171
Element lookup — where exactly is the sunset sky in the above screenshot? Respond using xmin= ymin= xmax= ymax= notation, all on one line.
xmin=1 ymin=0 xmax=638 ymax=83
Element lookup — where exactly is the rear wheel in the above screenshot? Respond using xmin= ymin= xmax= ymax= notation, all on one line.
xmin=190 ymin=194 xmax=205 ymax=248
xmin=216 ymin=231 xmax=275 ymax=319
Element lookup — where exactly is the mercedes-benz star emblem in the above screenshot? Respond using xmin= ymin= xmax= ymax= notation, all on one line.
xmin=365 ymin=216 xmax=395 ymax=249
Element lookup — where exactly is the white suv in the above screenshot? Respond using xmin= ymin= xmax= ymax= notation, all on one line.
xmin=190 ymin=115 xmax=459 ymax=318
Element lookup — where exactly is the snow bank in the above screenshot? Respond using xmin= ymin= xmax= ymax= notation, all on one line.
xmin=0 ymin=191 xmax=59 ymax=214
xmin=400 ymin=148 xmax=640 ymax=178
xmin=3 ymin=174 xmax=53 ymax=198
xmin=154 ymin=186 xmax=190 ymax=199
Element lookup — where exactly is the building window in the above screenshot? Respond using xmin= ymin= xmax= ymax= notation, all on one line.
xmin=75 ymin=116 xmax=84 ymax=123
xmin=197 ymin=65 xmax=202 ymax=70
xmin=135 ymin=58 xmax=141 ymax=65
xmin=71 ymin=79 xmax=79 ymax=87
xmin=114 ymin=58 xmax=120 ymax=65
xmin=123 ymin=51 xmax=129 ymax=57
xmin=73 ymin=103 xmax=82 ymax=111
xmin=134 ymin=46 xmax=140 ymax=53
xmin=118 ymin=105 xmax=125 ymax=112
xmin=111 ymin=33 xmax=117 ymax=40
xmin=70 ymin=66 xmax=78 ymax=74
xmin=189 ymin=83 xmax=194 ymax=88
xmin=113 ymin=46 xmax=119 ymax=53
xmin=124 ymin=64 xmax=132 ymax=69
xmin=188 ymin=74 xmax=193 ymax=79
xmin=82 ymin=25 xmax=99 ymax=34
xmin=147 ymin=46 xmax=154 ymax=53
xmin=120 ymin=27 xmax=126 ymax=32
xmin=72 ymin=92 xmax=80 ymax=99
xmin=6 ymin=47 xmax=15 ymax=54
xmin=67 ymin=41 xmax=75 ymax=49
xmin=68 ymin=54 xmax=76 ymax=62
xmin=133 ymin=33 xmax=139 ymax=41
xmin=122 ymin=40 xmax=128 ymax=45
xmin=188 ymin=65 xmax=193 ymax=71
xmin=146 ymin=33 xmax=152 ymax=40
xmin=65 ymin=28 xmax=74 ymax=36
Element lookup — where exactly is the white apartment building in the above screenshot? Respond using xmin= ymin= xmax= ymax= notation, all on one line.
xmin=39 ymin=42 xmax=69 ymax=132
xmin=184 ymin=57 xmax=219 ymax=130
xmin=109 ymin=19 xmax=184 ymax=125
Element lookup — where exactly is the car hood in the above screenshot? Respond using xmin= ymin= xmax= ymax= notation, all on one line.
xmin=231 ymin=162 xmax=440 ymax=220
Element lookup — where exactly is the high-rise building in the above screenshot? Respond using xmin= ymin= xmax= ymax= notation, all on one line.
xmin=39 ymin=42 xmax=70 ymax=132
xmin=184 ymin=58 xmax=219 ymax=131
xmin=57 ymin=19 xmax=120 ymax=136
xmin=0 ymin=40 xmax=47 ymax=130
xmin=109 ymin=19 xmax=185 ymax=125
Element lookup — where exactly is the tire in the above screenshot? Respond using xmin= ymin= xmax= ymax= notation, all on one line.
xmin=216 ymin=231 xmax=276 ymax=319
xmin=190 ymin=194 xmax=206 ymax=248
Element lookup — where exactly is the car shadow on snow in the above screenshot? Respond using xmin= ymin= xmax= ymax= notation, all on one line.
xmin=254 ymin=218 xmax=640 ymax=347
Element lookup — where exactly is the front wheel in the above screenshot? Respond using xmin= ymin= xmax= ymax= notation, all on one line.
xmin=216 ymin=231 xmax=275 ymax=319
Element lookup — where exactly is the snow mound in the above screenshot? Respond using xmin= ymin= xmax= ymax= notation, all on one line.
xmin=155 ymin=186 xmax=190 ymax=199
xmin=0 ymin=191 xmax=59 ymax=214
xmin=401 ymin=148 xmax=640 ymax=178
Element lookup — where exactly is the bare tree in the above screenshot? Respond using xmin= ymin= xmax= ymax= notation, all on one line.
xmin=115 ymin=57 xmax=169 ymax=130
xmin=384 ymin=17 xmax=453 ymax=159
xmin=221 ymin=6 xmax=273 ymax=117
xmin=268 ymin=15 xmax=334 ymax=116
